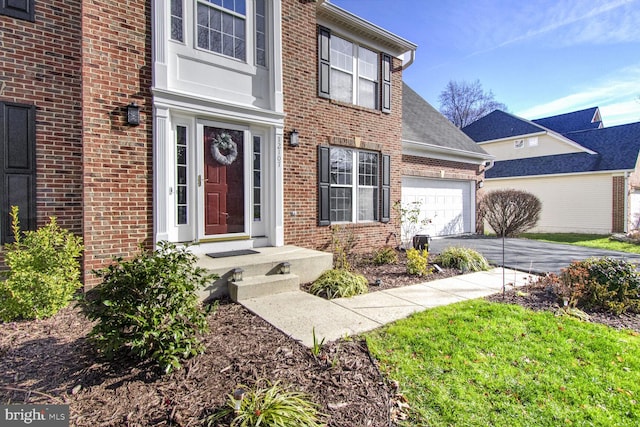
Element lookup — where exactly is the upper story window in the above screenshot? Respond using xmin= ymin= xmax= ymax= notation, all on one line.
xmin=171 ymin=0 xmax=184 ymax=42
xmin=196 ymin=0 xmax=246 ymax=61
xmin=255 ymin=0 xmax=266 ymax=66
xmin=319 ymin=27 xmax=393 ymax=113
xmin=1 ymin=0 xmax=35 ymax=22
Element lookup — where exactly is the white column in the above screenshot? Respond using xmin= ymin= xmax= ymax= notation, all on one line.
xmin=273 ymin=127 xmax=285 ymax=246
xmin=154 ymin=106 xmax=170 ymax=243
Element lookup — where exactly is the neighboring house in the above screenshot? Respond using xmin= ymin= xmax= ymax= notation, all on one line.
xmin=463 ymin=107 xmax=640 ymax=234
xmin=401 ymin=83 xmax=493 ymax=239
xmin=1 ymin=0 xmax=489 ymax=289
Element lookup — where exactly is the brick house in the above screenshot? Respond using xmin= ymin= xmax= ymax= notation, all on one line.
xmin=1 ymin=0 xmax=488 ymax=292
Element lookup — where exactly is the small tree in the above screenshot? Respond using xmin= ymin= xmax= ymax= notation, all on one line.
xmin=438 ymin=79 xmax=508 ymax=128
xmin=393 ymin=201 xmax=431 ymax=249
xmin=480 ymin=189 xmax=541 ymax=237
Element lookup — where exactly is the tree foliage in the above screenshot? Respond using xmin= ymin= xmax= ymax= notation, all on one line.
xmin=480 ymin=189 xmax=541 ymax=237
xmin=438 ymin=79 xmax=508 ymax=128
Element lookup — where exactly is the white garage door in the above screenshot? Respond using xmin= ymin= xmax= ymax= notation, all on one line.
xmin=401 ymin=177 xmax=474 ymax=238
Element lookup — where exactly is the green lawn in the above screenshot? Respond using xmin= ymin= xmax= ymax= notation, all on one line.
xmin=521 ymin=233 xmax=640 ymax=254
xmin=366 ymin=300 xmax=640 ymax=426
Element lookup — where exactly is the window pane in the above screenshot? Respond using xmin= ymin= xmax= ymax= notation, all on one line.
xmin=358 ymin=152 xmax=378 ymax=186
xmin=170 ymin=0 xmax=183 ymax=41
xmin=358 ymin=46 xmax=378 ymax=80
xmin=358 ymin=188 xmax=378 ymax=221
xmin=358 ymin=78 xmax=377 ymax=109
xmin=331 ymin=69 xmax=353 ymax=104
xmin=331 ymin=36 xmax=353 ymax=72
xmin=198 ymin=2 xmax=245 ymax=60
xmin=330 ymin=187 xmax=352 ymax=222
xmin=330 ymin=148 xmax=352 ymax=185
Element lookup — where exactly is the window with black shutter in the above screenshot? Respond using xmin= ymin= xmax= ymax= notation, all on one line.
xmin=1 ymin=0 xmax=35 ymax=22
xmin=318 ymin=26 xmax=391 ymax=113
xmin=318 ymin=145 xmax=390 ymax=226
xmin=0 ymin=102 xmax=36 ymax=244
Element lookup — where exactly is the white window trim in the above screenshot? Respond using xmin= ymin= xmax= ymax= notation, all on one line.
xmin=330 ymin=34 xmax=379 ymax=109
xmin=330 ymin=148 xmax=379 ymax=224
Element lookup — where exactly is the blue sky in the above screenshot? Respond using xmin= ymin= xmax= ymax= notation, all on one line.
xmin=332 ymin=0 xmax=640 ymax=126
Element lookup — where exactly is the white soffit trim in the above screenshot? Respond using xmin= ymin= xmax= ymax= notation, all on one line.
xmin=403 ymin=139 xmax=495 ymax=165
xmin=317 ymin=1 xmax=417 ymax=57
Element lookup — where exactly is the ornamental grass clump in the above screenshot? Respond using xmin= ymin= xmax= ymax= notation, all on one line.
xmin=83 ymin=241 xmax=216 ymax=374
xmin=437 ymin=246 xmax=490 ymax=272
xmin=309 ymin=268 xmax=368 ymax=299
xmin=372 ymin=246 xmax=399 ymax=265
xmin=0 ymin=206 xmax=83 ymax=322
xmin=206 ymin=380 xmax=324 ymax=427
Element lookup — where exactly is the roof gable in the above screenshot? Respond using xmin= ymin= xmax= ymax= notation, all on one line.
xmin=402 ymin=83 xmax=490 ymax=159
xmin=488 ymin=121 xmax=640 ymax=178
xmin=462 ymin=110 xmax=545 ymax=142
xmin=532 ymin=107 xmax=602 ymax=134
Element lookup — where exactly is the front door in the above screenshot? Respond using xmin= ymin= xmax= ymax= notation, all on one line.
xmin=203 ymin=126 xmax=245 ymax=236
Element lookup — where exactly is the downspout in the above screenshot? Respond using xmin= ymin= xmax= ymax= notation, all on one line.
xmin=402 ymin=49 xmax=415 ymax=70
xmin=484 ymin=159 xmax=495 ymax=172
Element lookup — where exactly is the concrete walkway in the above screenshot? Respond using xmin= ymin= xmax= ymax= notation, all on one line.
xmin=241 ymin=267 xmax=533 ymax=347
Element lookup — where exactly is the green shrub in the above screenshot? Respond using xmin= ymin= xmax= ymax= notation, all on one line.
xmin=372 ymin=246 xmax=399 ymax=265
xmin=0 ymin=206 xmax=83 ymax=322
xmin=406 ymin=248 xmax=432 ymax=276
xmin=559 ymin=258 xmax=640 ymax=315
xmin=309 ymin=269 xmax=368 ymax=299
xmin=82 ymin=241 xmax=215 ymax=374
xmin=206 ymin=380 xmax=324 ymax=427
xmin=437 ymin=247 xmax=490 ymax=272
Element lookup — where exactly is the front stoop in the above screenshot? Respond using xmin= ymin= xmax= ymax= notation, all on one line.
xmin=195 ymin=245 xmax=333 ymax=301
xmin=229 ymin=273 xmax=299 ymax=302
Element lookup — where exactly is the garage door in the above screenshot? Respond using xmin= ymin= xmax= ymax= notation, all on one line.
xmin=401 ymin=177 xmax=474 ymax=238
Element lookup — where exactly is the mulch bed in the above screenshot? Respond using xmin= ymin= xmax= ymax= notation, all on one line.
xmin=2 ymin=252 xmax=639 ymax=426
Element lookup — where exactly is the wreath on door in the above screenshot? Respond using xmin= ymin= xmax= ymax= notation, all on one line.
xmin=211 ymin=132 xmax=238 ymax=165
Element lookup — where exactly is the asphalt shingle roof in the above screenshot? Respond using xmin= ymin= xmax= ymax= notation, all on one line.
xmin=487 ymin=122 xmax=640 ymax=178
xmin=402 ymin=82 xmax=488 ymax=155
xmin=532 ymin=107 xmax=602 ymax=134
xmin=461 ymin=110 xmax=545 ymax=142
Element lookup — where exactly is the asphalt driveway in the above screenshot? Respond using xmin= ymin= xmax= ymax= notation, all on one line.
xmin=429 ymin=236 xmax=640 ymax=275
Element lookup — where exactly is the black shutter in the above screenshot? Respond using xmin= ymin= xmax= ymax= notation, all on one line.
xmin=318 ymin=26 xmax=331 ymax=99
xmin=1 ymin=0 xmax=35 ymax=22
xmin=1 ymin=102 xmax=36 ymax=244
xmin=318 ymin=145 xmax=331 ymax=226
xmin=381 ymin=54 xmax=392 ymax=113
xmin=381 ymin=154 xmax=390 ymax=223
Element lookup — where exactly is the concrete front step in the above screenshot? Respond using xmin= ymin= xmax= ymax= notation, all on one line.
xmin=195 ymin=245 xmax=333 ymax=301
xmin=229 ymin=273 xmax=300 ymax=302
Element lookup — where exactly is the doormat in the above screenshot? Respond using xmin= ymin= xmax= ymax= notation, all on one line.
xmin=206 ymin=249 xmax=260 ymax=259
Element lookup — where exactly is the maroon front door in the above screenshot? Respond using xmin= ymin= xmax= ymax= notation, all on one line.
xmin=204 ymin=127 xmax=244 ymax=236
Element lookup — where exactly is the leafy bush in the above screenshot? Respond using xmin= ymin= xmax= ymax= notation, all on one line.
xmin=406 ymin=248 xmax=432 ymax=276
xmin=309 ymin=269 xmax=368 ymax=299
xmin=372 ymin=246 xmax=399 ymax=265
xmin=206 ymin=380 xmax=324 ymax=427
xmin=557 ymin=258 xmax=640 ymax=315
xmin=437 ymin=247 xmax=490 ymax=272
xmin=83 ymin=241 xmax=215 ymax=373
xmin=480 ymin=189 xmax=541 ymax=237
xmin=0 ymin=206 xmax=83 ymax=322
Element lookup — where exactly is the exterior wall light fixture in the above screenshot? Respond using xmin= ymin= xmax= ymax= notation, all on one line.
xmin=289 ymin=129 xmax=299 ymax=147
xmin=127 ymin=102 xmax=140 ymax=126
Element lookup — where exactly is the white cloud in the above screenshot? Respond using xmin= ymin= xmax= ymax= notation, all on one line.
xmin=516 ymin=65 xmax=640 ymax=125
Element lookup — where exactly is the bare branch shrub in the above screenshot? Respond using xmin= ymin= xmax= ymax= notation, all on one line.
xmin=480 ymin=189 xmax=541 ymax=237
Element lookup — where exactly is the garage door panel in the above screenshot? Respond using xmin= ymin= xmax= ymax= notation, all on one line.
xmin=401 ymin=177 xmax=473 ymax=238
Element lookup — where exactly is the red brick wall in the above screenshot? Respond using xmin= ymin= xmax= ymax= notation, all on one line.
xmin=612 ymin=176 xmax=625 ymax=233
xmin=0 ymin=1 xmax=83 ymax=266
xmin=81 ymin=0 xmax=153 ymax=287
xmin=0 ymin=1 xmax=83 ymax=230
xmin=281 ymin=0 xmax=402 ymax=253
